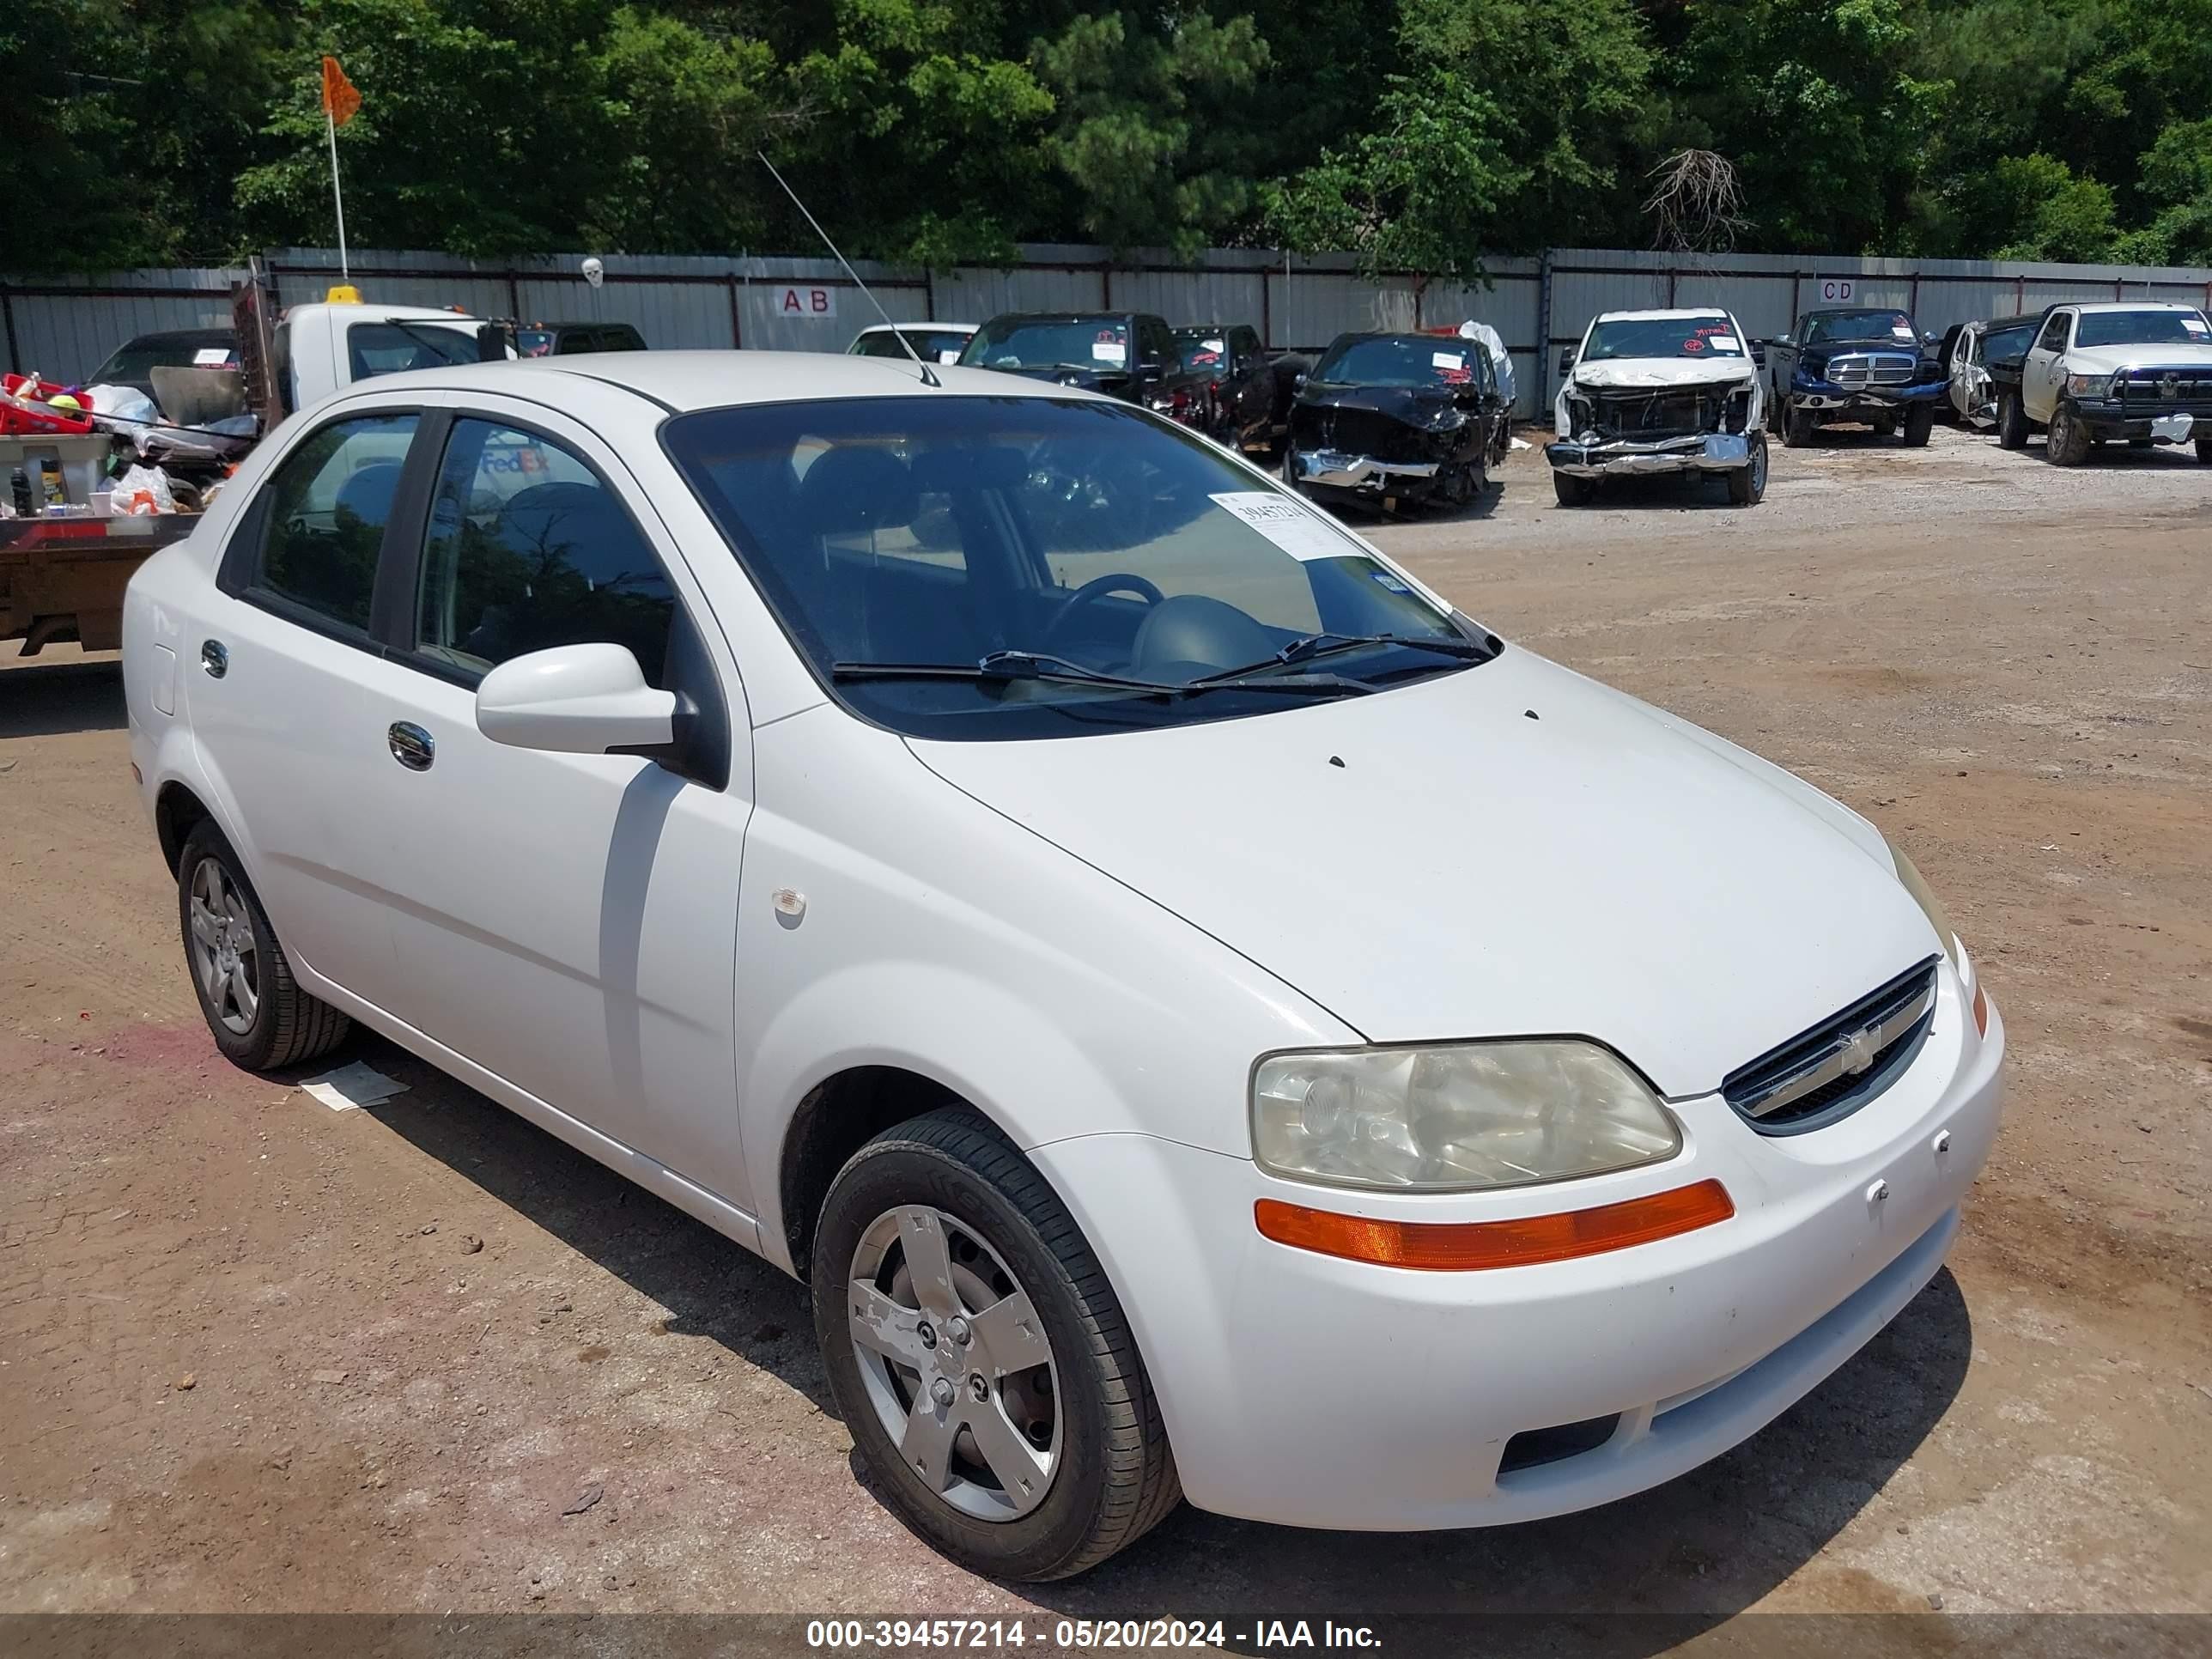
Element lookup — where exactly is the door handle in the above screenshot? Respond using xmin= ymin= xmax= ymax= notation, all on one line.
xmin=387 ymin=721 xmax=434 ymax=771
xmin=200 ymin=640 xmax=228 ymax=678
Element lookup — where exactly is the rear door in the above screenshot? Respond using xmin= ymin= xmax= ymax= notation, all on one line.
xmin=191 ymin=404 xmax=428 ymax=1011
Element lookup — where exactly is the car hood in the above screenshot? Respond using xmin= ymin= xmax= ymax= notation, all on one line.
xmin=1571 ymin=356 xmax=1757 ymax=391
xmin=2063 ymin=342 xmax=2212 ymax=374
xmin=909 ymin=650 xmax=1938 ymax=1099
xmin=1297 ymin=384 xmax=1470 ymax=430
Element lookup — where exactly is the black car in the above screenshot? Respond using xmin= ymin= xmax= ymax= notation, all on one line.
xmin=86 ymin=327 xmax=238 ymax=398
xmin=1285 ymin=332 xmax=1509 ymax=513
xmin=958 ymin=313 xmax=1212 ymax=428
xmin=1938 ymin=313 xmax=2041 ymax=428
xmin=1171 ymin=324 xmax=1305 ymax=453
xmin=1764 ymin=307 xmax=1947 ymax=446
xmin=514 ymin=321 xmax=647 ymax=356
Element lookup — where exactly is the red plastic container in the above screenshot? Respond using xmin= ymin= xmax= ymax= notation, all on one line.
xmin=0 ymin=373 xmax=95 ymax=436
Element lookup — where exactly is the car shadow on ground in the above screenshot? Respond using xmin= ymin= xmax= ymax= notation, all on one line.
xmin=0 ymin=655 xmax=126 ymax=739
xmin=355 ymin=1030 xmax=1972 ymax=1643
xmin=1550 ymin=471 xmax=1761 ymax=514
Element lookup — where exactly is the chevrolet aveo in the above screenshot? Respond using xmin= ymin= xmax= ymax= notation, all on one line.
xmin=123 ymin=352 xmax=2003 ymax=1580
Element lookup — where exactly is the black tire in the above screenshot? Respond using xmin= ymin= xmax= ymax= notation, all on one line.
xmin=1902 ymin=404 xmax=1935 ymax=447
xmin=2045 ymin=401 xmax=2091 ymax=466
xmin=812 ymin=1109 xmax=1180 ymax=1581
xmin=1551 ymin=469 xmax=1590 ymax=507
xmin=1783 ymin=402 xmax=1817 ymax=447
xmin=177 ymin=822 xmax=349 ymax=1071
xmin=1871 ymin=412 xmax=1897 ymax=437
xmin=2197 ymin=439 xmax=2212 ymax=465
xmin=1996 ymin=389 xmax=2029 ymax=450
xmin=1727 ymin=434 xmax=1768 ymax=506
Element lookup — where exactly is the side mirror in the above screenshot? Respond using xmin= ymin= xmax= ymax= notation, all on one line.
xmin=476 ymin=642 xmax=676 ymax=754
xmin=476 ymin=322 xmax=508 ymax=362
xmin=1292 ymin=370 xmax=1308 ymax=391
xmin=1923 ymin=331 xmax=1940 ymax=348
xmin=1558 ymin=348 xmax=1577 ymax=376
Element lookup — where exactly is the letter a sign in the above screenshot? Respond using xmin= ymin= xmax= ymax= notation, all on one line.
xmin=777 ymin=285 xmax=836 ymax=319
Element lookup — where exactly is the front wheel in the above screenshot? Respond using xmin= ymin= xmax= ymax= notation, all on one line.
xmin=1783 ymin=402 xmax=1816 ymax=447
xmin=1996 ymin=390 xmax=2029 ymax=450
xmin=1727 ymin=434 xmax=1768 ymax=506
xmin=813 ymin=1109 xmax=1180 ymax=1581
xmin=2045 ymin=401 xmax=2091 ymax=466
xmin=1902 ymin=404 xmax=1935 ymax=447
xmin=177 ymin=822 xmax=350 ymax=1071
xmin=1551 ymin=470 xmax=1590 ymax=507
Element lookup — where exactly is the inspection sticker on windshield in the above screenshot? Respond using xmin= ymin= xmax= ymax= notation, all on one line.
xmin=1707 ymin=334 xmax=1741 ymax=352
xmin=1210 ymin=492 xmax=1353 ymax=561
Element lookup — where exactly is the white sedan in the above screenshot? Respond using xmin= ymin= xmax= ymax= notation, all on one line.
xmin=123 ymin=351 xmax=2003 ymax=1579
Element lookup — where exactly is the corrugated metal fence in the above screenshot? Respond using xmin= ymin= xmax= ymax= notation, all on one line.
xmin=6 ymin=244 xmax=2209 ymax=420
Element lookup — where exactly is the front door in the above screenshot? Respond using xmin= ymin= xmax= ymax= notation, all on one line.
xmin=338 ymin=403 xmax=757 ymax=1208
xmin=2025 ymin=312 xmax=2072 ymax=419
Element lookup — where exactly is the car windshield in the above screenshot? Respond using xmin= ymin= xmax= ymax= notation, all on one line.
xmin=1581 ymin=318 xmax=1743 ymax=361
xmin=1804 ymin=311 xmax=1916 ymax=345
xmin=961 ymin=319 xmax=1130 ymax=374
xmin=854 ymin=329 xmax=974 ymax=363
xmin=1312 ymin=337 xmax=1477 ymax=387
xmin=2074 ymin=309 xmax=2212 ymax=348
xmin=663 ymin=397 xmax=1490 ymax=740
xmin=91 ymin=333 xmax=235 ymax=385
xmin=346 ymin=319 xmax=482 ymax=381
xmin=1175 ymin=332 xmax=1231 ymax=372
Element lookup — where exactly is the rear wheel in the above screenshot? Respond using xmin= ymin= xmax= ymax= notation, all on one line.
xmin=1726 ymin=434 xmax=1768 ymax=506
xmin=1996 ymin=390 xmax=2029 ymax=450
xmin=2045 ymin=401 xmax=2091 ymax=466
xmin=1551 ymin=470 xmax=1590 ymax=507
xmin=1902 ymin=404 xmax=1936 ymax=447
xmin=813 ymin=1109 xmax=1180 ymax=1581
xmin=177 ymin=822 xmax=349 ymax=1071
xmin=1871 ymin=412 xmax=1898 ymax=437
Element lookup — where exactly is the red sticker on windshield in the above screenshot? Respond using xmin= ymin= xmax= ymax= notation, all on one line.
xmin=1682 ymin=336 xmax=1705 ymax=352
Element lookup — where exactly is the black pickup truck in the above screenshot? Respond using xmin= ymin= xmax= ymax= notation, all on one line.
xmin=1171 ymin=325 xmax=1309 ymax=455
xmin=958 ymin=313 xmax=1212 ymax=429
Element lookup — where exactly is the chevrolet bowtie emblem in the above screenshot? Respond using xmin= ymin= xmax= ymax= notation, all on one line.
xmin=1838 ymin=1028 xmax=1878 ymax=1076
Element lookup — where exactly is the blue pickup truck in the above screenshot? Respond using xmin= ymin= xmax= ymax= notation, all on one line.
xmin=1764 ymin=307 xmax=1948 ymax=447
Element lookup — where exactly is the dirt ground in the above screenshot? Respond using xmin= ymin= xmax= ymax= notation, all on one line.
xmin=2 ymin=422 xmax=2208 ymax=1634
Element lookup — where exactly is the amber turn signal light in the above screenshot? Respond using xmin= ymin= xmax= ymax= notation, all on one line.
xmin=1255 ymin=1179 xmax=1736 ymax=1272
xmin=1972 ymin=981 xmax=1989 ymax=1037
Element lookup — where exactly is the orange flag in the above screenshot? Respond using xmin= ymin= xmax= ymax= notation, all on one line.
xmin=321 ymin=56 xmax=362 ymax=127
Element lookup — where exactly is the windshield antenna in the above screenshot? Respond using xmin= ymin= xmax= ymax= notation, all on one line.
xmin=757 ymin=150 xmax=939 ymax=387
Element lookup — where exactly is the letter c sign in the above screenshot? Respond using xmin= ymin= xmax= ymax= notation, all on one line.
xmin=1820 ymin=278 xmax=1855 ymax=303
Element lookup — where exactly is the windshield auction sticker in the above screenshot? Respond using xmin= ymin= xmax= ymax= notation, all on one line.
xmin=1210 ymin=491 xmax=1358 ymax=562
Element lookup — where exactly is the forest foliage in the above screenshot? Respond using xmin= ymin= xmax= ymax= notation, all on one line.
xmin=10 ymin=0 xmax=2212 ymax=274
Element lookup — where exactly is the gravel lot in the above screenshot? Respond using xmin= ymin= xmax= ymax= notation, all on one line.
xmin=2 ymin=422 xmax=2207 ymax=1632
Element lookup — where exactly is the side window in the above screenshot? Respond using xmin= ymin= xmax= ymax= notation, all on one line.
xmin=251 ymin=413 xmax=418 ymax=635
xmin=2037 ymin=313 xmax=2070 ymax=353
xmin=347 ymin=322 xmax=478 ymax=382
xmin=411 ymin=419 xmax=678 ymax=685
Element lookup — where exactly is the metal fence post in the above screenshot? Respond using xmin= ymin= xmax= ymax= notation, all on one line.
xmin=1534 ymin=248 xmax=1553 ymax=416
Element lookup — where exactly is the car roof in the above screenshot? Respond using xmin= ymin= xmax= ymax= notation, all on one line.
xmin=330 ymin=349 xmax=1105 ymax=411
xmin=1981 ymin=313 xmax=2041 ymax=331
xmin=116 ymin=326 xmax=234 ymax=345
xmin=1592 ymin=308 xmax=1732 ymax=323
xmin=2063 ymin=301 xmax=2204 ymax=313
xmin=854 ymin=321 xmax=977 ymax=334
xmin=1800 ymin=306 xmax=1909 ymax=317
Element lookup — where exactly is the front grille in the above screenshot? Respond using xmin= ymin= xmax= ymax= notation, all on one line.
xmin=1723 ymin=957 xmax=1940 ymax=1134
xmin=1291 ymin=405 xmax=1431 ymax=463
xmin=1828 ymin=352 xmax=1917 ymax=387
xmin=1585 ymin=385 xmax=1748 ymax=440
xmin=2114 ymin=368 xmax=2212 ymax=411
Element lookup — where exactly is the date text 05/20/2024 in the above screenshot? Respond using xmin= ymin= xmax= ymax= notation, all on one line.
xmin=806 ymin=1620 xmax=1382 ymax=1649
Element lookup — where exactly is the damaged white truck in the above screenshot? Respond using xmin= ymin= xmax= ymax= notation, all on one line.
xmin=1548 ymin=308 xmax=1768 ymax=507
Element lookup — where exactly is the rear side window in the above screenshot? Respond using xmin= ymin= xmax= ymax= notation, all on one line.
xmin=251 ymin=413 xmax=418 ymax=635
xmin=410 ymin=418 xmax=677 ymax=685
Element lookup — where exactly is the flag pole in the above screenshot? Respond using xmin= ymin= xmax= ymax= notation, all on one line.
xmin=326 ymin=103 xmax=349 ymax=283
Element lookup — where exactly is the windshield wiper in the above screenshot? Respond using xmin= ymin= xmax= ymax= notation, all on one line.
xmin=1194 ymin=631 xmax=1492 ymax=684
xmin=831 ymin=649 xmax=1377 ymax=699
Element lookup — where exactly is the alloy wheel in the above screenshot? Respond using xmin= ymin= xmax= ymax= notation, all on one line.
xmin=847 ymin=1205 xmax=1061 ymax=1522
xmin=187 ymin=856 xmax=258 ymax=1035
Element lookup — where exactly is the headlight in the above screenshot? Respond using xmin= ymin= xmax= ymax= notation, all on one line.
xmin=1252 ymin=1041 xmax=1681 ymax=1193
xmin=2063 ymin=372 xmax=2108 ymax=397
xmin=1882 ymin=834 xmax=1961 ymax=975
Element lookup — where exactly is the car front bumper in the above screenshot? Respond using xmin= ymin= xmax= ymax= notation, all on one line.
xmin=2069 ymin=403 xmax=2203 ymax=442
xmin=1289 ymin=447 xmax=1446 ymax=497
xmin=1033 ymin=973 xmax=2003 ymax=1531
xmin=1791 ymin=380 xmax=1946 ymax=414
xmin=1546 ymin=432 xmax=1750 ymax=478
